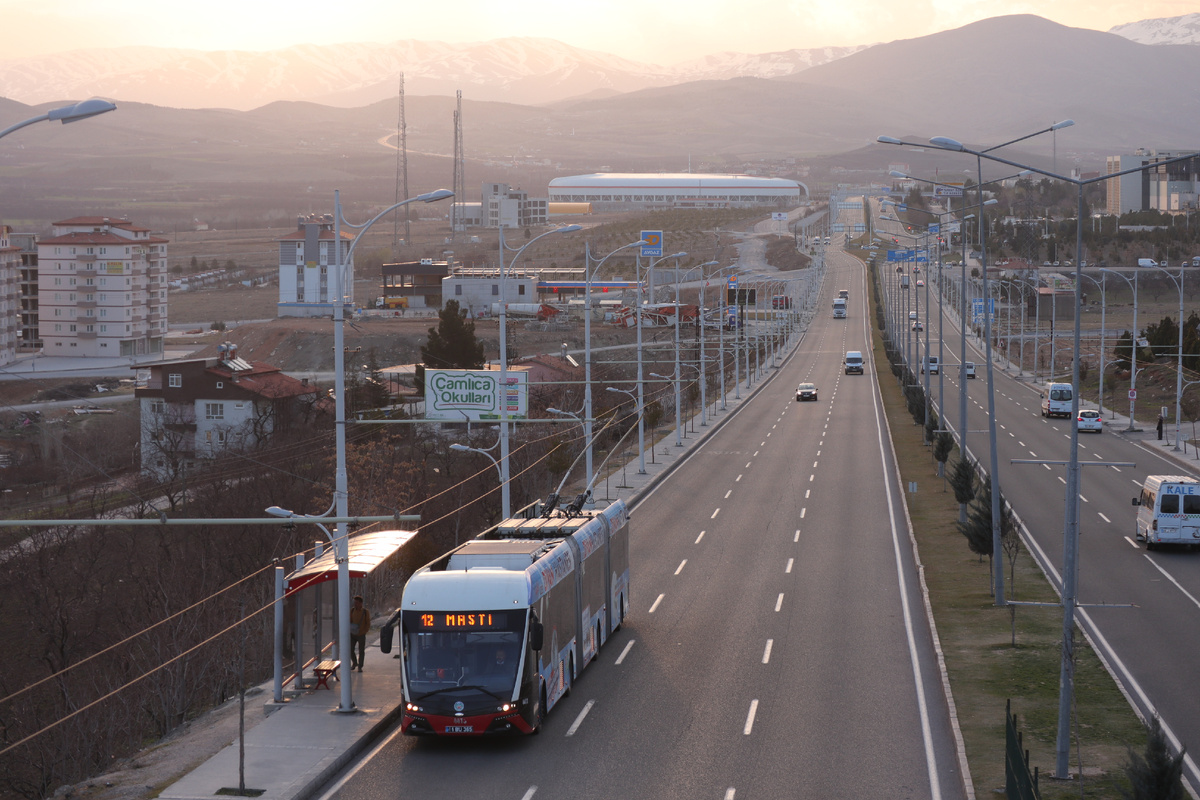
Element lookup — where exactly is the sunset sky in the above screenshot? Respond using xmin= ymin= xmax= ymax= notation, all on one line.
xmin=2 ymin=0 xmax=1192 ymax=62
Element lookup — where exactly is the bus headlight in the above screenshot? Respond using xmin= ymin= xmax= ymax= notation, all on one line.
xmin=501 ymin=704 xmax=512 ymax=712
xmin=406 ymin=702 xmax=422 ymax=713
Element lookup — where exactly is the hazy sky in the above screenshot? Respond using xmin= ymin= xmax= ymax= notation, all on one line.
xmin=3 ymin=0 xmax=1192 ymax=62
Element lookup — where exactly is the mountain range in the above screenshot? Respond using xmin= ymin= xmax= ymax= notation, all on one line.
xmin=0 ymin=13 xmax=1196 ymax=112
xmin=0 ymin=38 xmax=869 ymax=111
xmin=3 ymin=13 xmax=1200 ymax=230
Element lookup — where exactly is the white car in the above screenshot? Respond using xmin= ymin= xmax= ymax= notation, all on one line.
xmin=1076 ymin=409 xmax=1103 ymax=433
xmin=964 ymin=362 xmax=976 ymax=379
xmin=916 ymin=279 xmax=925 ymax=287
xmin=912 ymin=321 xmax=923 ymax=331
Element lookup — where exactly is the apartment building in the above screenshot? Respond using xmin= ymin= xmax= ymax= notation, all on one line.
xmin=134 ymin=343 xmax=319 ymax=477
xmin=36 ymin=217 xmax=167 ymax=357
xmin=0 ymin=225 xmax=19 ymax=366
xmin=276 ymin=214 xmax=354 ymax=318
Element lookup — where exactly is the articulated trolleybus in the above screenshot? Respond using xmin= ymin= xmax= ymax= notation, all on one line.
xmin=394 ymin=500 xmax=629 ymax=735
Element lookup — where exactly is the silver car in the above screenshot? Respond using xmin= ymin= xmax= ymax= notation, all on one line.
xmin=1076 ymin=409 xmax=1103 ymax=433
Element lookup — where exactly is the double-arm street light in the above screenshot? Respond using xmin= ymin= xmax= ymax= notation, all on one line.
xmin=583 ymin=239 xmax=645 ymax=489
xmin=887 ymin=128 xmax=1198 ymax=780
xmin=315 ymin=187 xmax=454 ymax=713
xmin=0 ymin=99 xmax=117 ymax=141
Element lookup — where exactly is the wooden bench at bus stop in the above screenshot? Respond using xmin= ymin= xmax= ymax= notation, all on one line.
xmin=313 ymin=660 xmax=340 ymax=690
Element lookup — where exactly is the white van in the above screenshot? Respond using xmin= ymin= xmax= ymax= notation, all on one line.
xmin=922 ymin=355 xmax=939 ymax=374
xmin=844 ymin=351 xmax=864 ymax=374
xmin=1137 ymin=258 xmax=1157 ymax=268
xmin=1040 ymin=383 xmax=1073 ymax=418
xmin=1133 ymin=476 xmax=1200 ymax=549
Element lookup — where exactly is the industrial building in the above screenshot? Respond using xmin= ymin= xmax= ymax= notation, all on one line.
xmin=1106 ymin=150 xmax=1200 ymax=215
xmin=547 ymin=173 xmax=805 ymax=208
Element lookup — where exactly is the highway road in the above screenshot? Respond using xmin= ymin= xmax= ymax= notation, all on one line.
xmin=876 ymin=201 xmax=1200 ymax=792
xmin=317 ymin=206 xmax=970 ymax=799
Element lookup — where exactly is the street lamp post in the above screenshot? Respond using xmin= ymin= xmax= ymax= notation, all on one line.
xmin=497 ymin=224 xmax=582 ymax=517
xmin=0 ymin=99 xmax=117 ymax=141
xmin=584 ymin=239 xmax=644 ymax=493
xmin=1100 ymin=268 xmax=1139 ymax=427
xmin=449 ymin=442 xmax=503 ymax=503
xmin=1142 ymin=264 xmax=1186 ymax=450
xmin=1078 ymin=273 xmax=1108 ymax=417
xmin=330 ymin=187 xmax=453 ymax=713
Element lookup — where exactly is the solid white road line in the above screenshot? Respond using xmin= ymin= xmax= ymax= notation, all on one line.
xmin=775 ymin=593 xmax=784 ymax=612
xmin=565 ymin=700 xmax=594 ymax=737
xmin=675 ymin=560 xmax=687 ymax=575
xmin=1144 ymin=557 xmax=1200 ymax=611
xmin=762 ymin=639 xmax=773 ymax=664
xmin=648 ymin=594 xmax=664 ymax=613
xmin=615 ymin=640 xmax=635 ymax=665
xmin=743 ymin=700 xmax=758 ymax=735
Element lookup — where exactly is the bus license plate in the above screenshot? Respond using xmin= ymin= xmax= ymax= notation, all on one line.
xmin=445 ymin=725 xmax=474 ymax=733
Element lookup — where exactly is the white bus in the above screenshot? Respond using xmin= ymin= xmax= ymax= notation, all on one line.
xmin=386 ymin=501 xmax=630 ymax=735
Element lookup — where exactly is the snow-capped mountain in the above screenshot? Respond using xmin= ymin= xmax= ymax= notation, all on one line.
xmin=0 ymin=37 xmax=866 ymax=111
xmin=1108 ymin=13 xmax=1200 ymax=45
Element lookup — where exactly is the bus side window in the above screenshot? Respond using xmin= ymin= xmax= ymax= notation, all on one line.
xmin=1184 ymin=495 xmax=1200 ymax=515
xmin=1160 ymin=495 xmax=1179 ymax=514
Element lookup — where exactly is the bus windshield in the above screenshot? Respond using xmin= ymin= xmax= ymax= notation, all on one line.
xmin=401 ymin=610 xmax=525 ymax=700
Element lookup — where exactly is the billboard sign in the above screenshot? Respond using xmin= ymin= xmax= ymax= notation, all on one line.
xmin=426 ymin=369 xmax=528 ymax=421
xmin=933 ymin=184 xmax=964 ymax=197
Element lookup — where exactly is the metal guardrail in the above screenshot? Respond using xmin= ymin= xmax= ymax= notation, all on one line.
xmin=1006 ymin=699 xmax=1041 ymax=800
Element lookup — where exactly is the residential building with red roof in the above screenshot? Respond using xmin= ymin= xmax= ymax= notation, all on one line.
xmin=36 ymin=216 xmax=168 ymax=357
xmin=133 ymin=343 xmax=321 ymax=476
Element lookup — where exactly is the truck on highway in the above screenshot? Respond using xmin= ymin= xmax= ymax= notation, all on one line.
xmin=387 ymin=501 xmax=630 ymax=736
xmin=832 ymin=298 xmax=847 ymax=318
xmin=1133 ymin=476 xmax=1200 ymax=550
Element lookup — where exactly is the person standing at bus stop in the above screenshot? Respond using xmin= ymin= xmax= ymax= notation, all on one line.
xmin=349 ymin=595 xmax=371 ymax=672
xmin=1157 ymin=414 xmax=1165 ymax=441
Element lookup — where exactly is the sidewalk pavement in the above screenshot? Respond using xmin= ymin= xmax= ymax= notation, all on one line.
xmin=156 ymin=330 xmax=809 ymax=800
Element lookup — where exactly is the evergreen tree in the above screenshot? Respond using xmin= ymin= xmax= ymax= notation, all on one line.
xmin=949 ymin=457 xmax=976 ymax=524
xmin=420 ymin=300 xmax=485 ymax=371
xmin=933 ymin=432 xmax=954 ymax=479
xmin=957 ymin=478 xmax=995 ymax=560
xmin=1121 ymin=715 xmax=1186 ymax=800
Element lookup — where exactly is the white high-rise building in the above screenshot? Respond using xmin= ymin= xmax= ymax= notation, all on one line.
xmin=36 ymin=217 xmax=168 ymax=357
xmin=276 ymin=214 xmax=354 ymax=318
